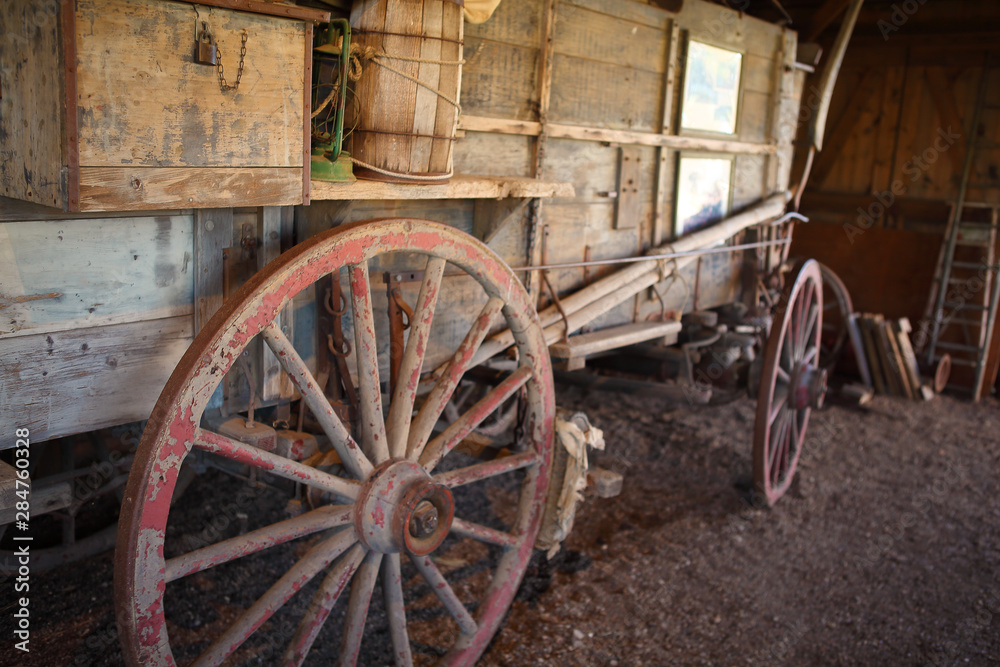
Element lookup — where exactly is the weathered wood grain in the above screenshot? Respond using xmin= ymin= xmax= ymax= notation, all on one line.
xmin=0 ymin=215 xmax=194 ymax=338
xmin=310 ymin=174 xmax=573 ymax=200
xmin=553 ymin=2 xmax=666 ymax=74
xmin=549 ymin=54 xmax=663 ymax=131
xmin=0 ymin=315 xmax=193 ymax=446
xmin=75 ymin=0 xmax=305 ymax=169
xmin=78 ymin=167 xmax=304 ymax=211
xmin=194 ymin=209 xmax=232 ymax=333
xmin=0 ymin=0 xmax=67 ymax=209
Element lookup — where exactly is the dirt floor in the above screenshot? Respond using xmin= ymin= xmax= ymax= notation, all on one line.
xmin=2 ymin=387 xmax=999 ymax=666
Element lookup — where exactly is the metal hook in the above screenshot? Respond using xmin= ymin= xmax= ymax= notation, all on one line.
xmin=327 ymin=333 xmax=351 ymax=358
xmin=324 ymin=288 xmax=348 ymax=316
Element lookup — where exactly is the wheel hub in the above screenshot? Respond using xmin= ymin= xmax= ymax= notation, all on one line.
xmin=354 ymin=459 xmax=454 ymax=556
xmin=791 ymin=363 xmax=827 ymax=410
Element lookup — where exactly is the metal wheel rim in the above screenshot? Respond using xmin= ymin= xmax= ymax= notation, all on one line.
xmin=753 ymin=260 xmax=824 ymax=506
xmin=115 ymin=219 xmax=555 ymax=666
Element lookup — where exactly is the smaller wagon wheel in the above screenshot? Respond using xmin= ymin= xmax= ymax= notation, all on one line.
xmin=753 ymin=260 xmax=826 ymax=506
xmin=818 ymin=263 xmax=853 ymax=372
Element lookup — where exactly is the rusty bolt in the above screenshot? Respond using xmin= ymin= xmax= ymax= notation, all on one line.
xmin=409 ymin=500 xmax=439 ymax=539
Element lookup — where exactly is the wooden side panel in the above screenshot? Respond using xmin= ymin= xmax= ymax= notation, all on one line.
xmin=548 ymin=54 xmax=663 ymax=132
xmin=0 ymin=215 xmax=194 ymax=338
xmin=0 ymin=0 xmax=67 ymax=209
xmin=75 ymin=0 xmax=305 ymax=168
xmin=553 ymin=3 xmax=666 ymax=74
xmin=462 ymin=0 xmax=541 ymax=119
xmin=0 ymin=316 xmax=193 ymax=446
xmin=462 ymin=38 xmax=539 ymax=120
xmin=78 ymin=166 xmax=303 ymax=211
xmin=453 ymin=132 xmax=533 ymax=178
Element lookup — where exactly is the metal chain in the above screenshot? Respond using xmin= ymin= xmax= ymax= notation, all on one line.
xmin=216 ymin=29 xmax=248 ymax=92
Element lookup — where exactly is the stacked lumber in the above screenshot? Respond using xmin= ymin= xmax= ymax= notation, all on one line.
xmin=853 ymin=315 xmax=933 ymax=401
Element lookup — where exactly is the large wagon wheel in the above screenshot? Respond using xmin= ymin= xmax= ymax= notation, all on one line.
xmin=115 ymin=219 xmax=555 ymax=666
xmin=753 ymin=260 xmax=826 ymax=506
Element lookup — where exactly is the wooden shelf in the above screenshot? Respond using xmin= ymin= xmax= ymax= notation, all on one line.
xmin=309 ymin=174 xmax=575 ymax=201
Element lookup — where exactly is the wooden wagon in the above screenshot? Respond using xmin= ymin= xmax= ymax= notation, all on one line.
xmin=0 ymin=0 xmax=853 ymax=663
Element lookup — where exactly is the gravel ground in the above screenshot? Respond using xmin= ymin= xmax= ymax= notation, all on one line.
xmin=2 ymin=388 xmax=998 ymax=666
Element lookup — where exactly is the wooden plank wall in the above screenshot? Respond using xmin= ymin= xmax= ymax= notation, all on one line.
xmin=795 ymin=8 xmax=1000 ymax=382
xmin=0 ymin=207 xmax=196 ymax=446
xmin=456 ymin=0 xmax=791 ymax=329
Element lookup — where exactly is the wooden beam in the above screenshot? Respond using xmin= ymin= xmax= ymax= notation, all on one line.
xmin=78 ymin=167 xmax=304 ymax=212
xmin=653 ymin=20 xmax=681 ymax=246
xmin=195 ymin=209 xmax=234 ymax=334
xmin=809 ymin=0 xmax=866 ymax=151
xmin=309 ymin=174 xmax=574 ymax=201
xmin=171 ymin=0 xmax=330 ymax=22
xmin=809 ymin=69 xmax=881 ymax=186
xmin=549 ymin=321 xmax=682 ymax=359
xmin=460 ymin=115 xmax=777 ymax=155
xmin=804 ymin=0 xmax=851 ymax=42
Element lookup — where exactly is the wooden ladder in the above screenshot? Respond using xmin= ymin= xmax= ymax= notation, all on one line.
xmin=919 ymin=62 xmax=1000 ymax=401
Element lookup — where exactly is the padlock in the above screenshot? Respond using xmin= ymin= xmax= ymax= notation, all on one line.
xmin=195 ymin=24 xmax=217 ymax=66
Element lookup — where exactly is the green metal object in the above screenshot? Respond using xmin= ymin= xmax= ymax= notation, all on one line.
xmin=311 ymin=147 xmax=355 ymax=182
xmin=311 ymin=19 xmax=354 ymax=182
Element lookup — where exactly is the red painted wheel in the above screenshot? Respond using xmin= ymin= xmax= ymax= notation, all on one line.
xmin=115 ymin=220 xmax=555 ymax=666
xmin=753 ymin=260 xmax=825 ymax=506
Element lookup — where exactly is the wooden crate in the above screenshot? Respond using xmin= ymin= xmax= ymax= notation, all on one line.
xmin=0 ymin=0 xmax=327 ymax=212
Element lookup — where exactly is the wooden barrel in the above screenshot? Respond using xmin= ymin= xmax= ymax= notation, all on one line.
xmin=348 ymin=0 xmax=464 ymax=183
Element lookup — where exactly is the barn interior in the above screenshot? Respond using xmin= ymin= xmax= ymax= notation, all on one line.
xmin=1 ymin=0 xmax=998 ymax=664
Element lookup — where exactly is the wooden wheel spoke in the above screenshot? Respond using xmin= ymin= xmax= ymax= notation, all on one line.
xmin=434 ymin=450 xmax=538 ymax=489
xmin=192 ymin=528 xmax=358 ymax=667
xmin=195 ymin=429 xmax=360 ymax=501
xmin=281 ymin=544 xmax=366 ymax=667
xmin=796 ymin=284 xmax=814 ymax=351
xmin=767 ymin=411 xmax=788 ymax=474
xmin=350 ymin=261 xmax=390 ymax=464
xmin=387 ymin=257 xmax=448 ymax=459
xmin=262 ymin=323 xmax=373 ymax=479
xmin=410 ymin=554 xmax=478 ymax=635
xmin=419 ymin=365 xmax=533 ymax=472
xmin=406 ymin=296 xmax=506 ymax=459
xmin=781 ymin=323 xmax=794 ymax=370
xmin=767 ymin=386 xmax=787 ymax=426
xmin=776 ymin=365 xmax=790 ymax=383
xmin=804 ymin=302 xmax=820 ymax=348
xmin=790 ymin=409 xmax=802 ymax=455
xmin=803 ymin=344 xmax=818 ymax=366
xmin=451 ymin=517 xmax=519 ymax=548
xmin=382 ymin=553 xmax=414 ymax=667
xmin=338 ymin=550 xmax=384 ymax=666
xmin=166 ymin=504 xmax=353 ymax=583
